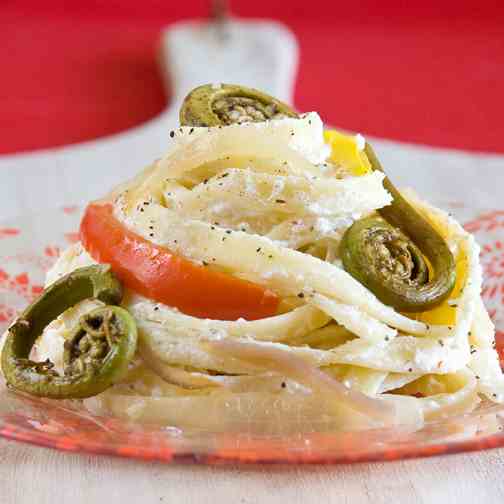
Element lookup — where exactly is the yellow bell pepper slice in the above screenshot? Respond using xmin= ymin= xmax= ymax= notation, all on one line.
xmin=410 ymin=250 xmax=466 ymax=326
xmin=324 ymin=130 xmax=371 ymax=176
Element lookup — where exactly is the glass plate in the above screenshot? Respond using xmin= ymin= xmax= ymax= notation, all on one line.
xmin=1 ymin=203 xmax=503 ymax=465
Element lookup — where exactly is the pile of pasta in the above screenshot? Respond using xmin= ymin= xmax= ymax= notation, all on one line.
xmin=39 ymin=113 xmax=504 ymax=433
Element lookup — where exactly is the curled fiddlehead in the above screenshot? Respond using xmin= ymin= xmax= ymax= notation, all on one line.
xmin=340 ymin=144 xmax=456 ymax=312
xmin=1 ymin=266 xmax=137 ymax=399
xmin=179 ymin=83 xmax=298 ymax=127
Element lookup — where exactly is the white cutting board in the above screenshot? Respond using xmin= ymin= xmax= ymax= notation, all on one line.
xmin=0 ymin=18 xmax=502 ymax=221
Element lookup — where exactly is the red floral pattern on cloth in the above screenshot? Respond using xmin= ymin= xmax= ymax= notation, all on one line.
xmin=0 ymin=228 xmax=20 ymax=239
xmin=62 ymin=206 xmax=79 ymax=215
xmin=0 ymin=269 xmax=44 ymax=323
xmin=44 ymin=245 xmax=61 ymax=258
xmin=0 ymin=269 xmax=44 ymax=305
xmin=464 ymin=211 xmax=504 ymax=234
xmin=479 ymin=241 xmax=504 ymax=362
xmin=64 ymin=232 xmax=80 ymax=244
xmin=464 ymin=212 xmax=504 ymax=365
xmin=0 ymin=205 xmax=504 ymax=465
xmin=0 ymin=304 xmax=15 ymax=324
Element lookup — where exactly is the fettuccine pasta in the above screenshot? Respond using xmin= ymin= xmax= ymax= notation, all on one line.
xmin=4 ymin=84 xmax=502 ymax=434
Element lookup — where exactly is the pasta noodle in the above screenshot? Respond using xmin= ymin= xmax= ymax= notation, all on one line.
xmin=28 ymin=110 xmax=502 ymax=432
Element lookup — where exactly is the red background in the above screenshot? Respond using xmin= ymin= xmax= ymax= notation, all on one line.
xmin=1 ymin=1 xmax=503 ymax=155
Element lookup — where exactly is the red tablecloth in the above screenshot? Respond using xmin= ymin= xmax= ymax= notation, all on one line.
xmin=1 ymin=1 xmax=503 ymax=154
